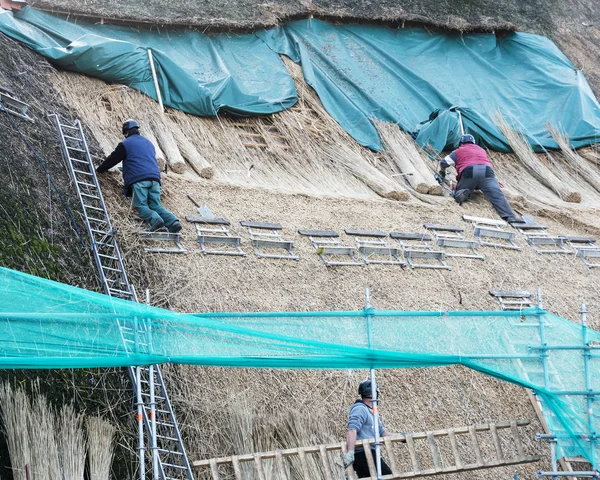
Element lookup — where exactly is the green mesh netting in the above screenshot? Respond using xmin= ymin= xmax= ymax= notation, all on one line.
xmin=1 ymin=267 xmax=598 ymax=465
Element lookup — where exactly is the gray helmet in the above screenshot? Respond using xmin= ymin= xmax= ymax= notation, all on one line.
xmin=122 ymin=119 xmax=140 ymax=135
xmin=459 ymin=134 xmax=476 ymax=145
xmin=358 ymin=380 xmax=380 ymax=398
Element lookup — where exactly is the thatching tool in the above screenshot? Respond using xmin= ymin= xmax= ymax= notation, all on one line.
xmin=434 ymin=172 xmax=454 ymax=195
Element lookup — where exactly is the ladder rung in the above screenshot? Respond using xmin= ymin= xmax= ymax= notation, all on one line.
xmin=157 ymin=448 xmax=183 ymax=455
xmin=82 ymin=204 xmax=104 ymax=212
xmin=63 ymin=134 xmax=82 ymax=141
xmin=108 ymin=288 xmax=132 ymax=296
xmin=67 ymin=146 xmax=86 ymax=153
xmin=81 ymin=192 xmax=101 ymax=199
xmin=88 ymin=217 xmax=108 ymax=224
xmin=98 ymin=254 xmax=119 ymax=260
xmin=156 ymin=434 xmax=179 ymax=441
xmin=153 ymin=420 xmax=174 ymax=428
xmin=77 ymin=181 xmax=97 ymax=188
xmin=141 ymin=393 xmax=166 ymax=401
xmin=60 ymin=124 xmax=80 ymax=130
xmin=73 ymin=169 xmax=93 ymax=176
xmin=162 ymin=463 xmax=188 ymax=469
xmin=70 ymin=158 xmax=89 ymax=164
xmin=102 ymin=265 xmax=122 ymax=273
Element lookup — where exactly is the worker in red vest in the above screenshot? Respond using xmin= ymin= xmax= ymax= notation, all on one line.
xmin=438 ymin=134 xmax=520 ymax=224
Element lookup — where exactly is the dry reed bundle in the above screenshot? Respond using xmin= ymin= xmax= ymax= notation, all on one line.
xmin=86 ymin=416 xmax=116 ymax=480
xmin=545 ymin=123 xmax=600 ymax=194
xmin=150 ymin=116 xmax=188 ymax=174
xmin=58 ymin=404 xmax=86 ymax=480
xmin=494 ymin=113 xmax=581 ymax=203
xmin=29 ymin=393 xmax=61 ymax=480
xmin=0 ymin=383 xmax=31 ymax=480
xmin=142 ymin=127 xmax=167 ymax=171
xmin=580 ymin=147 xmax=600 ymax=166
xmin=170 ymin=122 xmax=214 ymax=178
xmin=52 ymin=71 xmax=212 ymax=176
xmin=321 ymin=143 xmax=410 ymax=200
xmin=376 ymin=121 xmax=443 ymax=196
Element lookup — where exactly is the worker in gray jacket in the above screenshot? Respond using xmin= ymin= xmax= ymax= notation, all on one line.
xmin=438 ymin=134 xmax=520 ymax=224
xmin=343 ymin=380 xmax=396 ymax=478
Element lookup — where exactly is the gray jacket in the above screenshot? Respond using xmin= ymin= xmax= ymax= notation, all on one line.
xmin=348 ymin=400 xmax=385 ymax=452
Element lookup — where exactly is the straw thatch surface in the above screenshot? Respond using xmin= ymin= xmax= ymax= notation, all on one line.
xmin=27 ymin=0 xmax=561 ymax=33
xmin=93 ymin=161 xmax=600 ymax=478
xmin=6 ymin=7 xmax=599 ymax=473
xmin=43 ymin=32 xmax=600 ymax=474
xmin=53 ymin=58 xmax=429 ymax=202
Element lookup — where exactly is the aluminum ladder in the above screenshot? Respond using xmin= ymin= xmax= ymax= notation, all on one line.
xmin=50 ymin=114 xmax=194 ymax=480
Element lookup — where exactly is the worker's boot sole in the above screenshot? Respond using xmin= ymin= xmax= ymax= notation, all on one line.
xmin=453 ymin=189 xmax=470 ymax=205
xmin=149 ymin=219 xmax=166 ymax=232
xmin=168 ymin=221 xmax=182 ymax=233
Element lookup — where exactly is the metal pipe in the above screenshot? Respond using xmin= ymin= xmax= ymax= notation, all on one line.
xmin=365 ymin=288 xmax=383 ymax=480
xmin=536 ymin=289 xmax=551 ymax=389
xmin=529 ymin=345 xmax=599 ymax=351
xmin=148 ymin=49 xmax=164 ymax=113
xmin=149 ymin=365 xmax=159 ymax=480
xmin=136 ymin=366 xmax=146 ymax=480
xmin=551 ymin=437 xmax=558 ymax=480
xmin=538 ymin=473 xmax=600 ymax=478
xmin=581 ymin=304 xmax=596 ymax=467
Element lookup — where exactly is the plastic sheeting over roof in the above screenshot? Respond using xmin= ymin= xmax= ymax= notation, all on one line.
xmin=0 ymin=8 xmax=599 ymax=152
xmin=2 ymin=266 xmax=600 ymax=464
xmin=259 ymin=20 xmax=600 ymax=151
xmin=0 ymin=7 xmax=297 ymax=116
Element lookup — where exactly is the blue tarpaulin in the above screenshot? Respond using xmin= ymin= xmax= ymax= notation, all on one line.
xmin=1 ymin=8 xmax=599 ymax=153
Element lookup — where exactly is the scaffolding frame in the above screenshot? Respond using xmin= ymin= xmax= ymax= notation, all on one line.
xmin=530 ymin=295 xmax=599 ymax=479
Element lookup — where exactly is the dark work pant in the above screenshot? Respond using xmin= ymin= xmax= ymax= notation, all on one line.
xmin=353 ymin=449 xmax=393 ymax=478
xmin=455 ymin=165 xmax=516 ymax=221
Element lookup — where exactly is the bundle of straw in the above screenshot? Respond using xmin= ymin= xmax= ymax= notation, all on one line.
xmin=58 ymin=405 xmax=86 ymax=480
xmin=494 ymin=113 xmax=581 ymax=203
xmin=546 ymin=122 xmax=600 ymax=194
xmin=170 ymin=123 xmax=214 ymax=179
xmin=0 ymin=383 xmax=31 ymax=480
xmin=86 ymin=416 xmax=116 ymax=480
xmin=376 ymin=121 xmax=443 ymax=196
xmin=29 ymin=393 xmax=61 ymax=480
xmin=322 ymin=143 xmax=410 ymax=201
xmin=143 ymin=127 xmax=167 ymax=171
xmin=150 ymin=117 xmax=188 ymax=174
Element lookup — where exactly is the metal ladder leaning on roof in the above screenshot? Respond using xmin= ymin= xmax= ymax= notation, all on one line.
xmin=50 ymin=114 xmax=194 ymax=480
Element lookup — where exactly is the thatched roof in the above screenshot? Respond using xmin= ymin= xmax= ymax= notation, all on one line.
xmin=27 ymin=0 xmax=568 ymax=33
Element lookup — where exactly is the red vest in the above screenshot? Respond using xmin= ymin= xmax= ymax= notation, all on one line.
xmin=454 ymin=144 xmax=493 ymax=178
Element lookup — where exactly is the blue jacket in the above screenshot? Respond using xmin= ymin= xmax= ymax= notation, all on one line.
xmin=97 ymin=133 xmax=161 ymax=195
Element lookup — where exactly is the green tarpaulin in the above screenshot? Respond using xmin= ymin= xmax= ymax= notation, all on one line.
xmin=260 ymin=19 xmax=600 ymax=152
xmin=1 ymin=266 xmax=600 ymax=464
xmin=0 ymin=7 xmax=297 ymax=116
xmin=1 ymin=8 xmax=599 ymax=152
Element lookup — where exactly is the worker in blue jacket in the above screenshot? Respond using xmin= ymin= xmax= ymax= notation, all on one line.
xmin=96 ymin=119 xmax=181 ymax=233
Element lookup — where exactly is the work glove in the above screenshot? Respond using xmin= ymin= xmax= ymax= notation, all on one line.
xmin=438 ymin=169 xmax=446 ymax=179
xmin=343 ymin=451 xmax=355 ymax=468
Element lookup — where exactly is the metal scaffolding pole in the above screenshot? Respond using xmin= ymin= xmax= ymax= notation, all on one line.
xmin=365 ymin=288 xmax=383 ymax=480
xmin=581 ymin=304 xmax=597 ymax=468
xmin=535 ymin=300 xmax=599 ymax=479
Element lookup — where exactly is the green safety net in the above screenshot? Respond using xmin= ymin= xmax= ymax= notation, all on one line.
xmin=1 ymin=266 xmax=599 ymax=465
xmin=1 ymin=9 xmax=599 ymax=153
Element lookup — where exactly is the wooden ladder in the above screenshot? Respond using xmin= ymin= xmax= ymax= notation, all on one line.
xmin=193 ymin=419 xmax=539 ymax=479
